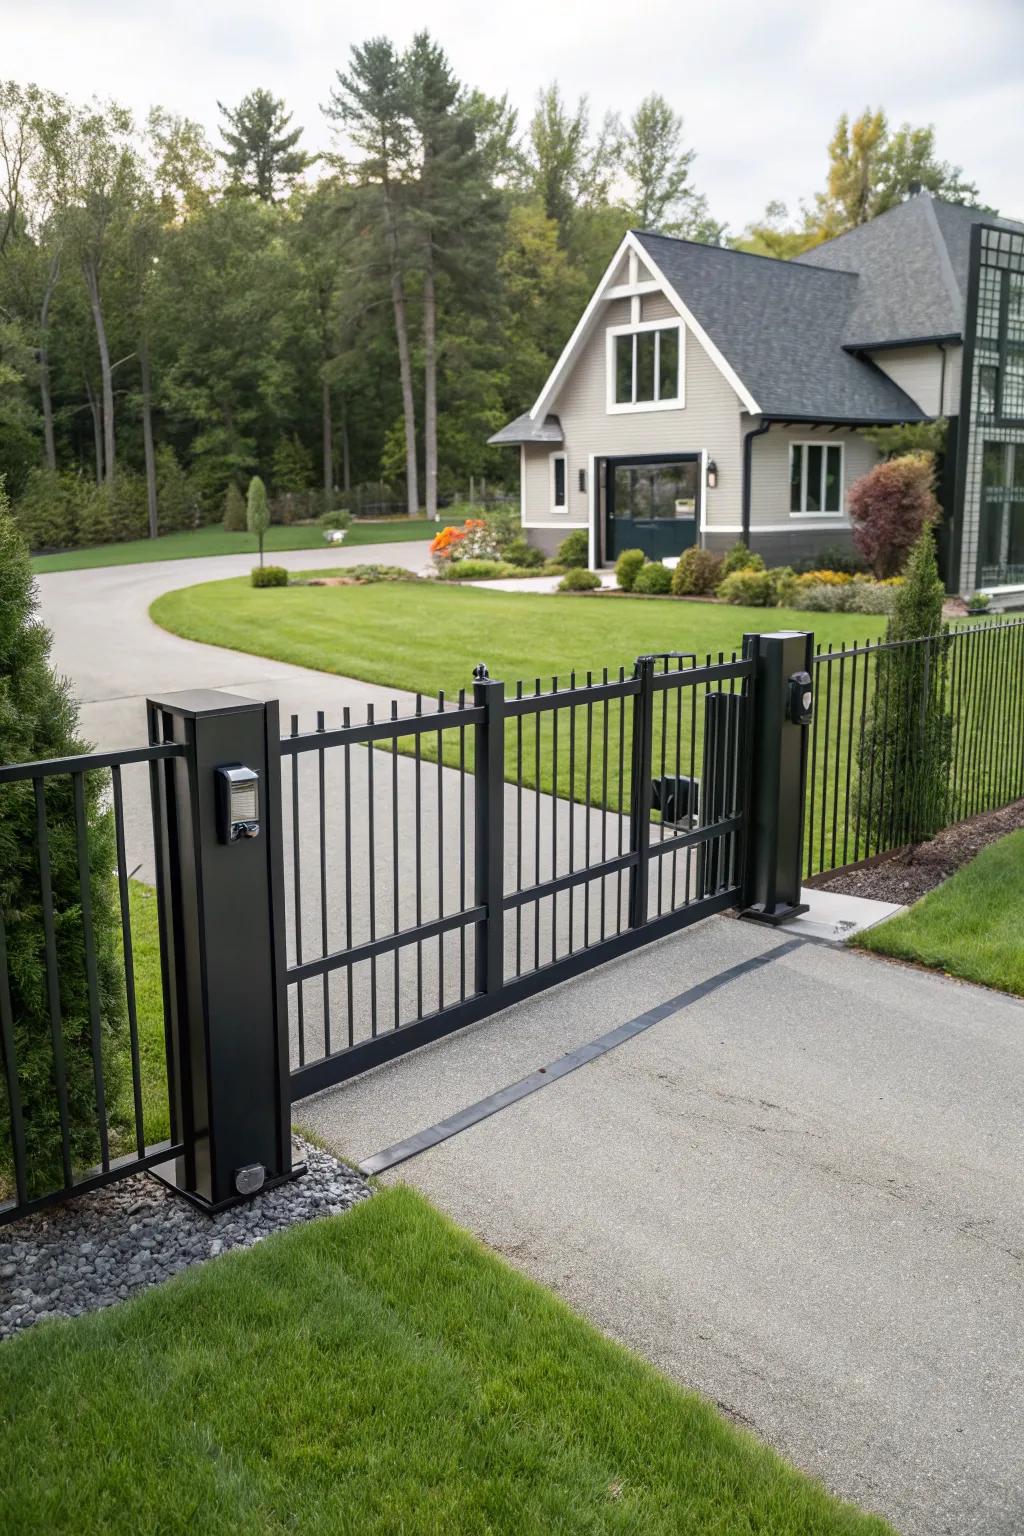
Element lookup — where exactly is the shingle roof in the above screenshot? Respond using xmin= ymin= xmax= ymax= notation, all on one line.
xmin=634 ymin=231 xmax=926 ymax=422
xmin=487 ymin=412 xmax=564 ymax=446
xmin=795 ymin=195 xmax=1024 ymax=346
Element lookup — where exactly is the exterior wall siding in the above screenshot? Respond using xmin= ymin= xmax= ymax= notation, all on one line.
xmin=745 ymin=423 xmax=880 ymax=532
xmin=520 ymin=293 xmax=745 ymax=543
xmin=863 ymin=342 xmax=963 ymax=417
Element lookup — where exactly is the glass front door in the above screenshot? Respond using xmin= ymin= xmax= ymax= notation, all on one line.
xmin=606 ymin=457 xmax=700 ymax=561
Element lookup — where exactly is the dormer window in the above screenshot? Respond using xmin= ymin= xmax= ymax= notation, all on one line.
xmin=607 ymin=320 xmax=684 ymax=413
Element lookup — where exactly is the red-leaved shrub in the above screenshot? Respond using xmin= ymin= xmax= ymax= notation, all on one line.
xmin=847 ymin=452 xmax=940 ymax=578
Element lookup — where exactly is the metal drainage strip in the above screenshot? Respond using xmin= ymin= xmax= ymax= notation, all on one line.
xmin=359 ymin=936 xmax=806 ymax=1176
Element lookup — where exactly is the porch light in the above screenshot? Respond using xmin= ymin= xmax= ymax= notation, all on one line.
xmin=706 ymin=459 xmax=718 ymax=490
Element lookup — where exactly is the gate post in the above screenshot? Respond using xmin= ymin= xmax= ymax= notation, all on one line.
xmin=628 ymin=654 xmax=656 ymax=928
xmin=740 ymin=631 xmax=814 ymax=925
xmin=473 ymin=669 xmax=505 ymax=994
xmin=147 ymin=689 xmax=296 ymax=1211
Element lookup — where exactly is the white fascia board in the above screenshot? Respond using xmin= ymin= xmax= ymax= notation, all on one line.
xmin=624 ymin=232 xmax=761 ymax=416
xmin=529 ymin=235 xmax=634 ymax=423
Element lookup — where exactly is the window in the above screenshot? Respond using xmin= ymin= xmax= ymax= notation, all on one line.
xmin=608 ymin=322 xmax=683 ymax=411
xmin=790 ymin=442 xmax=844 ymax=515
xmin=551 ymin=452 xmax=567 ymax=512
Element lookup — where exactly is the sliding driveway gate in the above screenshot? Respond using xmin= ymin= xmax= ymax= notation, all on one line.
xmin=1 ymin=631 xmax=810 ymax=1224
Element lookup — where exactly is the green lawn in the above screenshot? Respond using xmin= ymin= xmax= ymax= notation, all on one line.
xmin=30 ymin=518 xmax=432 ymax=573
xmin=855 ymin=828 xmax=1024 ymax=996
xmin=0 ymin=1185 xmax=891 ymax=1536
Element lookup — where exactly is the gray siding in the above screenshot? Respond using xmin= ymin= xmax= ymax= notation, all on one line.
xmin=748 ymin=423 xmax=880 ymax=532
xmin=521 ymin=291 xmax=745 ymax=538
xmin=866 ymin=343 xmax=963 ymax=416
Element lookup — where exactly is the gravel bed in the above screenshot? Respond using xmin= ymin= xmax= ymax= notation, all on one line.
xmin=0 ymin=1136 xmax=371 ymax=1342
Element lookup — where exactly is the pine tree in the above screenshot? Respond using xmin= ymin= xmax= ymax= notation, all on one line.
xmin=0 ymin=485 xmax=126 ymax=1194
xmin=858 ymin=527 xmax=952 ymax=849
xmin=217 ymin=88 xmax=312 ymax=203
xmin=246 ymin=473 xmax=269 ymax=565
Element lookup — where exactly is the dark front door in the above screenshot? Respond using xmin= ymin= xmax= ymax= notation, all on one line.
xmin=606 ymin=455 xmax=700 ymax=562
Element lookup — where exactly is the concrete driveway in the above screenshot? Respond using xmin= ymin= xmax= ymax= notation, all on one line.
xmin=301 ymin=915 xmax=1024 ymax=1536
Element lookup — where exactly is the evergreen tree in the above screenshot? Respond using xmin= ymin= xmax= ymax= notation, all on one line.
xmin=246 ymin=473 xmax=269 ymax=564
xmin=217 ymin=88 xmax=312 ymax=203
xmin=858 ymin=527 xmax=952 ymax=850
xmin=223 ymin=481 xmax=246 ymax=531
xmin=0 ymin=485 xmax=126 ymax=1193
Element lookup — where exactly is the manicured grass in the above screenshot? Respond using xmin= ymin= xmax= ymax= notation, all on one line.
xmin=0 ymin=1185 xmax=892 ymax=1536
xmin=30 ymin=518 xmax=432 ymax=573
xmin=855 ymin=828 xmax=1024 ymax=996
xmin=151 ymin=575 xmax=885 ymax=699
xmin=126 ymin=881 xmax=172 ymax=1147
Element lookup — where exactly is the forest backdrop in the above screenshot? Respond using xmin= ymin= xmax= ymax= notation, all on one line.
xmin=0 ymin=34 xmax=986 ymax=543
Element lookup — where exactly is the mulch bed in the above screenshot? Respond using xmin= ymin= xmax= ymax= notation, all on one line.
xmin=812 ymin=798 xmax=1024 ymax=906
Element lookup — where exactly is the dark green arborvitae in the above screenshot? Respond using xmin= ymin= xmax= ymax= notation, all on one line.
xmin=0 ymin=488 xmax=126 ymax=1196
xmin=858 ymin=526 xmax=953 ymax=851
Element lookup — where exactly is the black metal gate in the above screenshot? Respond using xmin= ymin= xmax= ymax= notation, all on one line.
xmin=282 ymin=651 xmax=754 ymax=1099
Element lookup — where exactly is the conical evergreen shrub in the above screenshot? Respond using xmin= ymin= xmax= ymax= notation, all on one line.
xmin=0 ymin=485 xmax=126 ymax=1197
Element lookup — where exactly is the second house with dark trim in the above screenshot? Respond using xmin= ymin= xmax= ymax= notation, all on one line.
xmin=489 ymin=192 xmax=1024 ymax=601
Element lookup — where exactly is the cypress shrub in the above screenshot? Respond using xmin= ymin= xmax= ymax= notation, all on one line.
xmin=247 ymin=475 xmax=270 ymax=566
xmin=155 ymin=446 xmax=200 ymax=534
xmin=857 ymin=527 xmax=952 ymax=849
xmin=223 ymin=482 xmax=247 ymax=531
xmin=0 ymin=486 xmax=127 ymax=1196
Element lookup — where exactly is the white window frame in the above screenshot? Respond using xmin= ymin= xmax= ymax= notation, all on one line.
xmin=606 ymin=318 xmax=685 ymax=415
xmin=550 ymin=451 xmax=568 ymax=514
xmin=789 ymin=440 xmax=845 ymax=517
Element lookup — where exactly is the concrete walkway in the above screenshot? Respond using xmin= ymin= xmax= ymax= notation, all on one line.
xmin=300 ymin=915 xmax=1024 ymax=1536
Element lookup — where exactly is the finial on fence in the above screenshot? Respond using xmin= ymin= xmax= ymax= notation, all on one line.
xmin=473 ymin=662 xmax=489 ymax=680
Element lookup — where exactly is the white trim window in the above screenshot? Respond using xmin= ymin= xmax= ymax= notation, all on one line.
xmin=790 ymin=441 xmax=844 ymax=516
xmin=606 ymin=319 xmax=685 ymax=414
xmin=550 ymin=451 xmax=567 ymax=513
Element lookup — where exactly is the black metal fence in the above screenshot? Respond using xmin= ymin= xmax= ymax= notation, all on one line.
xmin=282 ymin=651 xmax=754 ymax=1097
xmin=0 ymin=743 xmax=181 ymax=1225
xmin=805 ymin=617 xmax=1024 ymax=877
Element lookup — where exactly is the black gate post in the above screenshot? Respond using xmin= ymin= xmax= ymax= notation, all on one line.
xmin=740 ymin=630 xmax=814 ymax=925
xmin=473 ymin=670 xmax=505 ymax=994
xmin=628 ymin=654 xmax=656 ymax=927
xmin=147 ymin=689 xmax=297 ymax=1211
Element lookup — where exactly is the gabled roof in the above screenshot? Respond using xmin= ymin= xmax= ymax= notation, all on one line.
xmin=632 ymin=231 xmax=925 ymax=422
xmin=795 ymin=194 xmax=1024 ymax=347
xmin=487 ymin=412 xmax=563 ymax=446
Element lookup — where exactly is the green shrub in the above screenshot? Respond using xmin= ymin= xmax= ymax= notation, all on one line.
xmin=12 ymin=468 xmax=98 ymax=550
xmin=557 ymin=528 xmax=589 ymax=568
xmin=343 ymin=564 xmax=418 ymax=584
xmin=671 ymin=546 xmax=724 ymax=596
xmin=436 ymin=559 xmax=511 ymax=581
xmin=0 ymin=487 xmax=127 ymax=1194
xmin=717 ymin=568 xmax=775 ymax=606
xmin=768 ymin=566 xmax=797 ymax=606
xmin=504 ymin=537 xmax=545 ymax=569
xmin=250 ymin=564 xmax=288 ymax=588
xmin=223 ymin=482 xmax=247 ymax=531
xmin=858 ymin=528 xmax=951 ymax=844
xmin=272 ymin=434 xmax=313 ymax=494
xmin=319 ymin=505 xmax=352 ymax=532
xmin=720 ymin=540 xmax=765 ymax=576
xmin=966 ymin=592 xmax=991 ymax=614
xmin=632 ymin=561 xmax=673 ymax=595
xmin=77 ymin=472 xmax=149 ymax=546
xmin=247 ymin=475 xmax=270 ymax=566
xmin=480 ymin=504 xmax=521 ymax=553
xmin=615 ymin=548 xmax=646 ymax=591
xmin=155 ymin=446 xmax=200 ymax=534
xmin=558 ymin=567 xmax=602 ymax=592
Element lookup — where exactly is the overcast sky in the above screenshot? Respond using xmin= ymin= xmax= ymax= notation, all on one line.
xmin=4 ymin=0 xmax=1022 ymax=231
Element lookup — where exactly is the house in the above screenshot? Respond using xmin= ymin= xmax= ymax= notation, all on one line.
xmin=488 ymin=192 xmax=1024 ymax=600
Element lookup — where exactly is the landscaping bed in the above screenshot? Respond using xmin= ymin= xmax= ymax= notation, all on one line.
xmin=0 ymin=1184 xmax=892 ymax=1535
xmin=815 ymin=798 xmax=1024 ymax=905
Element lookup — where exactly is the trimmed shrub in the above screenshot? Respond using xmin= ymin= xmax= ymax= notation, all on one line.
xmin=768 ymin=566 xmax=797 ymax=606
xmin=0 ymin=487 xmax=126 ymax=1194
xmin=847 ymin=452 xmax=940 ymax=578
xmin=504 ymin=538 xmax=545 ymax=569
xmin=250 ymin=564 xmax=288 ymax=587
xmin=858 ymin=528 xmax=951 ymax=844
xmin=247 ymin=475 xmax=270 ymax=567
xmin=223 ymin=482 xmax=247 ymax=531
xmin=319 ymin=506 xmax=352 ymax=532
xmin=558 ymin=566 xmax=601 ymax=592
xmin=632 ymin=561 xmax=673 ymax=595
xmin=718 ymin=568 xmax=775 ymax=606
xmin=720 ymin=540 xmax=765 ymax=576
xmin=966 ymin=592 xmax=991 ymax=614
xmin=436 ymin=559 xmax=510 ymax=581
xmin=557 ymin=528 xmax=589 ymax=568
xmin=615 ymin=548 xmax=646 ymax=592
xmin=794 ymin=568 xmax=853 ymax=587
xmin=671 ymin=546 xmax=724 ymax=596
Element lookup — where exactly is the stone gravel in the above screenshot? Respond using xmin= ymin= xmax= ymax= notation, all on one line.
xmin=0 ymin=1136 xmax=371 ymax=1342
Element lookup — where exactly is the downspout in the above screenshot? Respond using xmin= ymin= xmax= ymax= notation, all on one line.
xmin=937 ymin=341 xmax=947 ymax=415
xmin=742 ymin=419 xmax=771 ymax=547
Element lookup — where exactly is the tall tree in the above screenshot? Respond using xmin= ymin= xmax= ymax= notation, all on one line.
xmin=217 ymin=88 xmax=311 ymax=203
xmin=619 ymin=93 xmax=721 ymax=240
xmin=813 ymin=109 xmax=981 ymax=238
xmin=327 ymin=40 xmax=420 ymax=516
xmin=528 ymin=84 xmax=618 ymax=247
